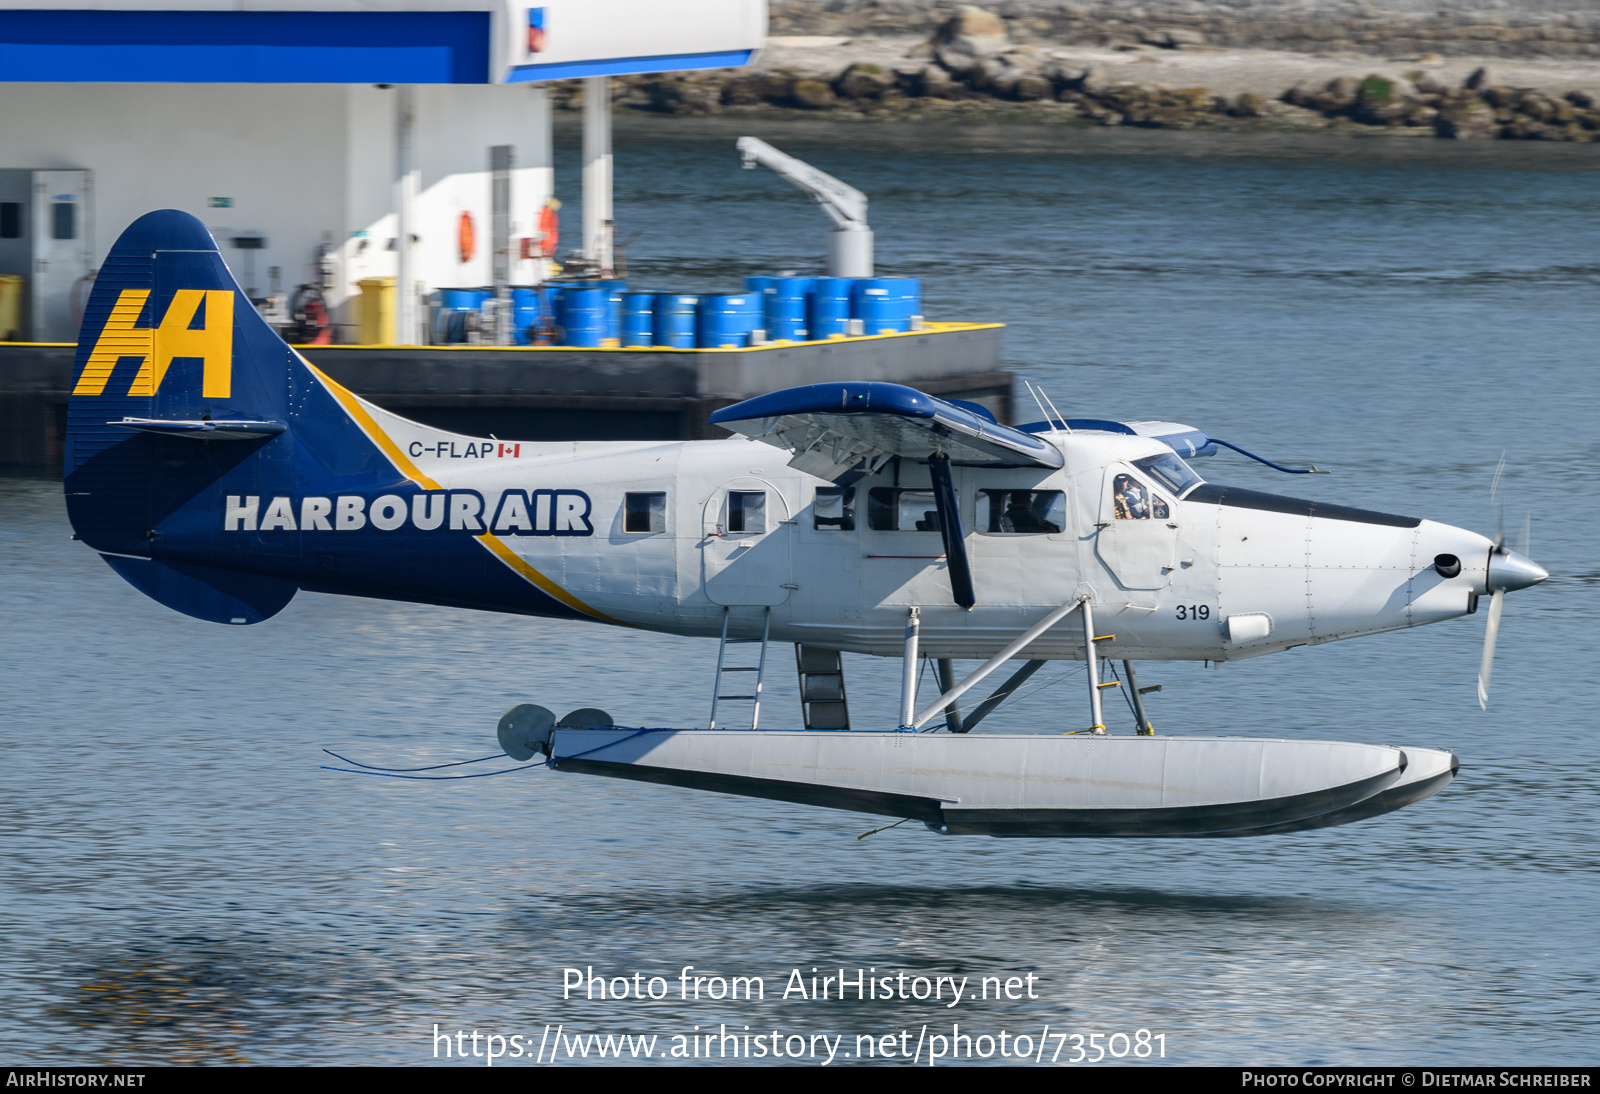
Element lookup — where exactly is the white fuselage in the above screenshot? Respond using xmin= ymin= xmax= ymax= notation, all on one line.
xmin=373 ymin=405 xmax=1494 ymax=663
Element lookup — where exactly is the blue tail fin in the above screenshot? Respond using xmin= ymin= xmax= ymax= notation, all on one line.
xmin=67 ymin=209 xmax=597 ymax=628
xmin=66 ymin=209 xmax=299 ymax=623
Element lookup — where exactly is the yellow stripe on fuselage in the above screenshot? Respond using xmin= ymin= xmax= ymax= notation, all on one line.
xmin=299 ymin=354 xmax=618 ymax=624
xmin=301 ymin=357 xmax=440 ymax=491
xmin=474 ymin=531 xmax=620 ymax=623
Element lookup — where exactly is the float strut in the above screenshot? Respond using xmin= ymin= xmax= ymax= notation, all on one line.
xmin=1082 ymin=599 xmax=1106 ymax=734
xmin=899 ymin=607 xmax=921 ymax=731
xmin=935 ymin=659 xmax=964 ymax=733
xmin=958 ymin=659 xmax=1046 ymax=734
xmin=1124 ymin=659 xmax=1154 ymax=735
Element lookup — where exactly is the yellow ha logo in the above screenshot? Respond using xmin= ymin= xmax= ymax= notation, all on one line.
xmin=72 ymin=288 xmax=235 ymax=398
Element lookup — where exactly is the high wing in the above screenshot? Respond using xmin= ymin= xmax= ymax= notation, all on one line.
xmin=710 ymin=382 xmax=1064 ymax=611
xmin=708 ymin=381 xmax=1064 ymax=483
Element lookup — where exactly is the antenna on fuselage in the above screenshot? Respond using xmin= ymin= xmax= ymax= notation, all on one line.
xmin=1038 ymin=386 xmax=1070 ymax=434
xmin=1022 ymin=380 xmax=1053 ymax=428
xmin=1022 ymin=379 xmax=1071 ymax=434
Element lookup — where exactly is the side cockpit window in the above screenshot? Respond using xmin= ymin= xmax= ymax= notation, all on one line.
xmin=977 ymin=490 xmax=1064 ymax=534
xmin=1114 ymin=474 xmax=1169 ymax=520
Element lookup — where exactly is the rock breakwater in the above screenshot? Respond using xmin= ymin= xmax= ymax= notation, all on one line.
xmin=551 ymin=10 xmax=1600 ymax=142
xmin=768 ymin=0 xmax=1600 ymax=61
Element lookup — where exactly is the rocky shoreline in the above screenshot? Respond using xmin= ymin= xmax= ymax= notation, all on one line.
xmin=766 ymin=0 xmax=1600 ymax=62
xmin=554 ymin=9 xmax=1600 ymax=142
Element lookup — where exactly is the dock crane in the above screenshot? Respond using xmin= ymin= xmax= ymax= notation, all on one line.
xmin=736 ymin=136 xmax=874 ymax=277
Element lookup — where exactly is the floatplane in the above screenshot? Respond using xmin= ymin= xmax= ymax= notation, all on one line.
xmin=65 ymin=211 xmax=1548 ymax=837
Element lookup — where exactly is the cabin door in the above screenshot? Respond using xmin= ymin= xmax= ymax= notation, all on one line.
xmin=700 ymin=477 xmax=794 ymax=606
xmin=1094 ymin=465 xmax=1179 ymax=591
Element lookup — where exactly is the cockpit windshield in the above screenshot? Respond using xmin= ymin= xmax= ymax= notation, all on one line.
xmin=1133 ymin=452 xmax=1203 ymax=498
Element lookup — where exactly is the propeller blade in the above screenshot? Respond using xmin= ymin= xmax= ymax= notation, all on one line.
xmin=1477 ymin=588 xmax=1505 ymax=710
xmin=1490 ymin=452 xmax=1507 ymax=551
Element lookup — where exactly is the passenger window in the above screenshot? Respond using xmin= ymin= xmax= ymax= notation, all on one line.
xmin=977 ymin=490 xmax=1064 ymax=534
xmin=1113 ymin=474 xmax=1169 ymax=520
xmin=727 ymin=491 xmax=765 ymax=534
xmin=814 ymin=486 xmax=856 ymax=531
xmin=624 ymin=491 xmax=665 ymax=533
xmin=867 ymin=488 xmax=941 ymax=532
xmin=0 ymin=203 xmax=20 ymax=239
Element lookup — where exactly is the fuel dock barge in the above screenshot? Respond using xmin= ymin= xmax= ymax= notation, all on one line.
xmin=0 ymin=322 xmax=1008 ymax=471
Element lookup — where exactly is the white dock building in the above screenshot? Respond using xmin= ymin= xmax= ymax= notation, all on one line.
xmin=0 ymin=0 xmax=765 ymax=342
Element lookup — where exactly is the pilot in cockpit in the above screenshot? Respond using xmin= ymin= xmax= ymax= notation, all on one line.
xmin=1114 ymin=474 xmax=1150 ymax=520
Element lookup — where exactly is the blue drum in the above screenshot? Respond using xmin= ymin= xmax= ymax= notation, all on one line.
xmin=807 ymin=277 xmax=852 ymax=340
xmin=555 ymin=286 xmax=608 ymax=348
xmin=653 ymin=294 xmax=699 ymax=349
xmin=762 ymin=276 xmax=813 ymax=341
xmin=696 ymin=293 xmax=762 ymax=348
xmin=606 ymin=288 xmax=624 ymax=345
xmin=621 ymin=292 xmax=655 ymax=347
xmin=850 ymin=277 xmax=922 ymax=334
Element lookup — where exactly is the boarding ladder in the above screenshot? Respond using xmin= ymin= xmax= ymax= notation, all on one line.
xmin=795 ymin=645 xmax=850 ymax=730
xmin=708 ymin=606 xmax=771 ymax=730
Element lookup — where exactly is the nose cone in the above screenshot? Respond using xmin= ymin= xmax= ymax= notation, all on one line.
xmin=1488 ymin=549 xmax=1549 ymax=593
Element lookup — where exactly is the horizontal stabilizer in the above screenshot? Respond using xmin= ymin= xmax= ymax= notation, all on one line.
xmin=708 ymin=382 xmax=1063 ymax=482
xmin=110 ymin=417 xmax=286 ymax=440
xmin=101 ymin=555 xmax=296 ymax=625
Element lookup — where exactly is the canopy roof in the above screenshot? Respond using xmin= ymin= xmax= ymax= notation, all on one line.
xmin=0 ymin=0 xmax=763 ymax=83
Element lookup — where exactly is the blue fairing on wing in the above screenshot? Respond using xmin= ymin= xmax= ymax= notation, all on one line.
xmin=1145 ymin=428 xmax=1216 ymax=459
xmin=710 ymin=381 xmax=1062 ymax=469
xmin=67 ymin=209 xmax=590 ymax=625
xmin=1018 ymin=418 xmax=1219 ymax=459
xmin=710 ymin=381 xmax=944 ymax=423
xmin=1018 ymin=418 xmax=1135 ymax=435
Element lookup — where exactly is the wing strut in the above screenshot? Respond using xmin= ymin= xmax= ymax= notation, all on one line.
xmin=928 ymin=454 xmax=975 ymax=609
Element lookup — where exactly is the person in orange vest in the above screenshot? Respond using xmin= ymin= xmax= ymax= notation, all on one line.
xmin=538 ymin=197 xmax=561 ymax=258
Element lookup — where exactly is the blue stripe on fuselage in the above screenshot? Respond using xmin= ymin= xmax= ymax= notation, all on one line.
xmin=145 ymin=362 xmax=591 ymax=622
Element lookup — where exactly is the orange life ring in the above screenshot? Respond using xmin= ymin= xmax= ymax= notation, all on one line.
xmin=457 ymin=211 xmax=475 ymax=264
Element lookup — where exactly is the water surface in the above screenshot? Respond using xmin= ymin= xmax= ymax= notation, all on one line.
xmin=2 ymin=119 xmax=1596 ymax=1065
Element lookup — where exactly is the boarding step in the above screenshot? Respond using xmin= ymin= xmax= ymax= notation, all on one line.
xmin=795 ymin=644 xmax=849 ymax=730
xmin=708 ymin=606 xmax=771 ymax=730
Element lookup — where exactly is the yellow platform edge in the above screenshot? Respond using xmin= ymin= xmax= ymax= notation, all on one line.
xmin=0 ymin=321 xmax=1002 ymax=353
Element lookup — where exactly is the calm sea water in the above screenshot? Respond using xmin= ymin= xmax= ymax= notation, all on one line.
xmin=3 ymin=118 xmax=1597 ymax=1066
